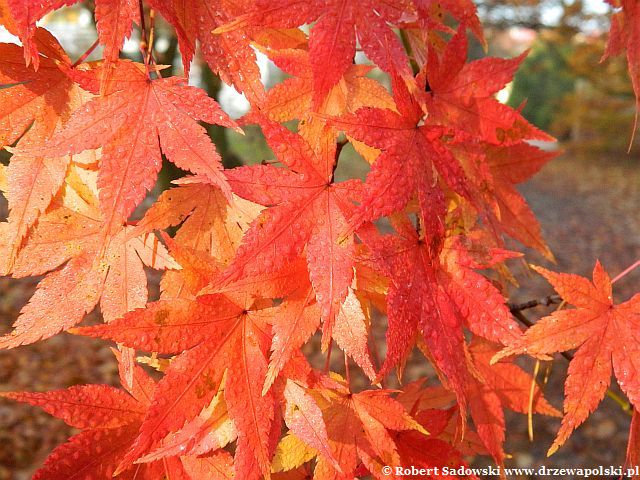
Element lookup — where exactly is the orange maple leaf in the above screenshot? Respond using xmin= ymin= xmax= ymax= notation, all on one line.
xmin=26 ymin=60 xmax=238 ymax=225
xmin=494 ymin=261 xmax=640 ymax=455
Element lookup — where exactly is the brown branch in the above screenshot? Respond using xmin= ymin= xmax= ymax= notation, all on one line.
xmin=324 ymin=341 xmax=333 ymax=374
xmin=147 ymin=9 xmax=156 ymax=59
xmin=509 ymin=294 xmax=562 ymax=312
xmin=138 ymin=0 xmax=147 ymax=53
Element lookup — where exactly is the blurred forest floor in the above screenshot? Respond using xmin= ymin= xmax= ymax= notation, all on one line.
xmin=2 ymin=147 xmax=640 ymax=479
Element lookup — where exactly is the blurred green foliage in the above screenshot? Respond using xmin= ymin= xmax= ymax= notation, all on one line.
xmin=507 ymin=30 xmax=638 ymax=153
xmin=508 ymin=38 xmax=575 ymax=131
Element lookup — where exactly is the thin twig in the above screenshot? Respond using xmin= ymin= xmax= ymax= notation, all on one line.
xmin=509 ymin=294 xmax=562 ymax=313
xmin=138 ymin=0 xmax=151 ymax=78
xmin=72 ymin=39 xmax=99 ymax=67
xmin=528 ymin=360 xmax=540 ymax=441
xmin=612 ymin=259 xmax=640 ymax=284
xmin=146 ymin=9 xmax=163 ymax=78
xmin=147 ymin=9 xmax=156 ymax=59
xmin=138 ymin=0 xmax=147 ymax=52
xmin=344 ymin=353 xmax=351 ymax=389
xmin=324 ymin=341 xmax=333 ymax=374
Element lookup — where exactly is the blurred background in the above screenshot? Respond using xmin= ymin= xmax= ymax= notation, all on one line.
xmin=2 ymin=1 xmax=640 ymax=478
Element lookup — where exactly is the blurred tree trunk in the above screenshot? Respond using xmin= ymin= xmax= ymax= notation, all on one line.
xmin=201 ymin=66 xmax=242 ymax=169
xmin=154 ymin=35 xmax=184 ymax=191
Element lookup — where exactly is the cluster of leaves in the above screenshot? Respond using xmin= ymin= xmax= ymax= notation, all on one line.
xmin=1 ymin=0 xmax=640 ymax=478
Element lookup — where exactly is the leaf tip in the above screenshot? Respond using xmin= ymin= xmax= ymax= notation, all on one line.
xmin=414 ymin=422 xmax=429 ymax=436
xmin=489 ymin=351 xmax=504 ymax=365
xmin=528 ymin=264 xmax=546 ymax=276
xmin=262 ymin=375 xmax=275 ymax=397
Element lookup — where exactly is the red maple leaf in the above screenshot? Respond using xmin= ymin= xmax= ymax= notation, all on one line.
xmin=2 ymin=1 xmax=629 ymax=477
xmin=216 ymin=0 xmax=417 ymax=107
xmin=221 ymin=116 xmax=366 ymax=338
xmin=0 ymin=351 xmax=192 ymax=479
xmin=332 ymin=74 xmax=473 ymax=229
xmin=357 ymin=214 xmax=469 ymax=397
xmin=602 ymin=0 xmax=640 ymax=139
xmin=494 ymin=261 xmax=640 ymax=455
xmin=107 ymin=293 xmax=280 ymax=478
xmin=292 ymin=376 xmax=428 ymax=479
xmin=252 ymin=46 xmax=395 ymax=125
xmin=25 ymin=60 xmax=237 ymax=225
xmin=453 ymin=141 xmax=557 ymax=259
xmin=5 ymin=0 xmax=138 ymax=69
xmin=358 ymin=215 xmax=520 ymax=411
xmin=465 ymin=338 xmax=561 ymax=465
xmin=74 ymin=239 xmax=311 ymax=479
xmin=0 ymin=0 xmax=70 ymax=66
xmin=149 ymin=0 xmax=265 ymax=101
xmin=469 ymin=338 xmax=561 ymax=419
xmin=412 ymin=0 xmax=484 ymax=46
xmin=0 ymin=42 xmax=97 ymax=270
xmin=395 ymin=383 xmax=479 ymax=478
xmin=0 ymin=162 xmax=177 ymax=348
xmin=425 ymin=26 xmax=552 ymax=145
